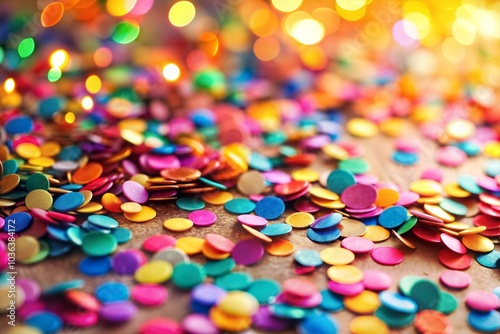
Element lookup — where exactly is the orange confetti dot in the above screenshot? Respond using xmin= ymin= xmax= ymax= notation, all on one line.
xmin=41 ymin=2 xmax=65 ymax=28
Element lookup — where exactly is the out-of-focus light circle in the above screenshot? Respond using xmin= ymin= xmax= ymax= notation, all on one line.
xmin=199 ymin=32 xmax=219 ymax=57
xmin=285 ymin=11 xmax=311 ymax=35
xmin=86 ymin=75 xmax=102 ymax=94
xmin=111 ymin=20 xmax=140 ymax=44
xmin=442 ymin=37 xmax=465 ymax=63
xmin=253 ymin=36 xmax=280 ymax=61
xmin=300 ymin=45 xmax=327 ymax=71
xmin=41 ymin=2 xmax=64 ymax=27
xmin=272 ymin=0 xmax=302 ymax=13
xmin=476 ymin=10 xmax=500 ymax=39
xmin=18 ymin=38 xmax=35 ymax=58
xmin=312 ymin=7 xmax=340 ymax=35
xmin=65 ymin=112 xmax=76 ymax=124
xmin=163 ymin=63 xmax=181 ymax=82
xmin=82 ymin=96 xmax=94 ymax=111
xmin=186 ymin=50 xmax=209 ymax=72
xmin=407 ymin=49 xmax=437 ymax=76
xmin=249 ymin=8 xmax=278 ymax=37
xmin=336 ymin=4 xmax=366 ymax=21
xmin=221 ymin=22 xmax=250 ymax=52
xmin=392 ymin=20 xmax=419 ymax=48
xmin=452 ymin=19 xmax=476 ymax=45
xmin=4 ymin=78 xmax=15 ymax=93
xmin=130 ymin=0 xmax=154 ymax=15
xmin=107 ymin=0 xmax=137 ymax=16
xmin=169 ymin=1 xmax=196 ymax=27
xmin=94 ymin=47 xmax=113 ymax=68
xmin=48 ymin=67 xmax=62 ymax=82
xmin=405 ymin=12 xmax=430 ymax=39
xmin=50 ymin=49 xmax=69 ymax=68
xmin=336 ymin=0 xmax=366 ymax=11
xmin=291 ymin=19 xmax=325 ymax=45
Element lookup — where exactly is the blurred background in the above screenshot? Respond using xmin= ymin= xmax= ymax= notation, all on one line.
xmin=1 ymin=0 xmax=500 ymax=126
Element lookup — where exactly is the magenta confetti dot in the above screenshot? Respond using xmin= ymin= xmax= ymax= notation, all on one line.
xmin=132 ymin=284 xmax=168 ymax=306
xmin=439 ymin=270 xmax=471 ymax=290
xmin=122 ymin=180 xmax=149 ymax=204
xmin=341 ymin=237 xmax=374 ymax=254
xmin=362 ymin=270 xmax=392 ymax=291
xmin=99 ymin=301 xmax=138 ymax=323
xmin=476 ymin=175 xmax=500 ymax=192
xmin=396 ymin=191 xmax=420 ymax=206
xmin=436 ymin=146 xmax=466 ymax=167
xmin=466 ymin=290 xmax=500 ymax=312
xmin=421 ymin=168 xmax=443 ymax=182
xmin=237 ymin=214 xmax=268 ymax=227
xmin=147 ymin=154 xmax=180 ymax=170
xmin=231 ymin=239 xmax=264 ymax=266
xmin=61 ymin=309 xmax=98 ymax=328
xmin=188 ymin=210 xmax=217 ymax=227
xmin=440 ymin=233 xmax=467 ymax=254
xmin=143 ymin=235 xmax=177 ymax=252
xmin=181 ymin=314 xmax=219 ymax=334
xmin=327 ymin=280 xmax=365 ymax=296
xmin=294 ymin=199 xmax=320 ymax=213
xmin=281 ymin=291 xmax=322 ymax=308
xmin=371 ymin=247 xmax=404 ymax=266
xmin=341 ymin=184 xmax=377 ymax=209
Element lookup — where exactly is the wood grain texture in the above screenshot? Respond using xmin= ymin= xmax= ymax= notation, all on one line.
xmin=9 ymin=123 xmax=500 ymax=334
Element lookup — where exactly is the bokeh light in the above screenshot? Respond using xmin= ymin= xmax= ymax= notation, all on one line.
xmin=107 ymin=0 xmax=137 ymax=16
xmin=111 ymin=20 xmax=140 ymax=44
xmin=291 ymin=19 xmax=325 ymax=45
xmin=272 ymin=0 xmax=302 ymax=13
xmin=169 ymin=1 xmax=196 ymax=27
xmin=4 ymin=78 xmax=15 ymax=93
xmin=41 ymin=2 xmax=64 ymax=27
xmin=86 ymin=75 xmax=102 ymax=94
xmin=18 ymin=38 xmax=35 ymax=58
xmin=253 ymin=36 xmax=280 ymax=62
xmin=49 ymin=49 xmax=69 ymax=68
xmin=94 ymin=47 xmax=113 ymax=68
xmin=163 ymin=63 xmax=181 ymax=82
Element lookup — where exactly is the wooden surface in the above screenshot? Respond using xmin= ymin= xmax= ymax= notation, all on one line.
xmin=10 ymin=122 xmax=500 ymax=334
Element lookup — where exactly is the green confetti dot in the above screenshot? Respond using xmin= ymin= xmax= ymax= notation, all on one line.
xmin=18 ymin=38 xmax=35 ymax=58
xmin=0 ymin=47 xmax=4 ymax=64
xmin=111 ymin=21 xmax=140 ymax=44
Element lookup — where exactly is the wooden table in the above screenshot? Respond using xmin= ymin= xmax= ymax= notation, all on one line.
xmin=12 ymin=122 xmax=500 ymax=334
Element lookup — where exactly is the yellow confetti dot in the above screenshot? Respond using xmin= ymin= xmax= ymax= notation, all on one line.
xmin=163 ymin=218 xmax=194 ymax=232
xmin=176 ymin=237 xmax=205 ymax=255
xmin=461 ymin=234 xmax=494 ymax=253
xmin=76 ymin=202 xmax=104 ymax=213
xmin=320 ymin=247 xmax=355 ymax=265
xmin=202 ymin=191 xmax=234 ymax=205
xmin=327 ymin=265 xmax=363 ymax=284
xmin=120 ymin=202 xmax=142 ymax=213
xmin=417 ymin=195 xmax=443 ymax=205
xmin=346 ymin=118 xmax=378 ymax=138
xmin=350 ymin=315 xmax=390 ymax=334
xmin=209 ymin=306 xmax=252 ymax=332
xmin=309 ymin=186 xmax=339 ymax=201
xmin=15 ymin=143 xmax=41 ymax=159
xmin=285 ymin=212 xmax=315 ymax=228
xmin=379 ymin=118 xmax=406 ymax=137
xmin=40 ymin=141 xmax=61 ymax=157
xmin=458 ymin=226 xmax=486 ymax=236
xmin=218 ymin=291 xmax=259 ymax=317
xmin=124 ymin=205 xmax=156 ymax=222
xmin=484 ymin=141 xmax=500 ymax=158
xmin=310 ymin=197 xmax=345 ymax=209
xmin=25 ymin=189 xmax=53 ymax=210
xmin=291 ymin=168 xmax=319 ymax=182
xmin=344 ymin=290 xmax=381 ymax=314
xmin=322 ymin=143 xmax=349 ymax=160
xmin=363 ymin=226 xmax=390 ymax=243
xmin=15 ymin=236 xmax=40 ymax=261
xmin=409 ymin=179 xmax=443 ymax=196
xmin=444 ymin=183 xmax=471 ymax=198
xmin=135 ymin=260 xmax=173 ymax=283
xmin=443 ymin=222 xmax=469 ymax=231
xmin=423 ymin=204 xmax=455 ymax=223
xmin=445 ymin=119 xmax=475 ymax=141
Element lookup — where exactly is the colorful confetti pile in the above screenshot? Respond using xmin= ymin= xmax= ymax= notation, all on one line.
xmin=1 ymin=0 xmax=500 ymax=333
